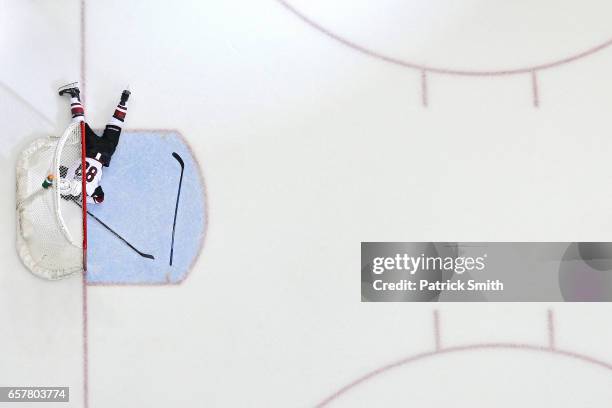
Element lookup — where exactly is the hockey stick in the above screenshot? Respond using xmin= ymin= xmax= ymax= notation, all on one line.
xmin=73 ymin=201 xmax=155 ymax=260
xmin=169 ymin=152 xmax=185 ymax=265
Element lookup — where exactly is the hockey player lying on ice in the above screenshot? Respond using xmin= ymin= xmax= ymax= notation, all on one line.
xmin=53 ymin=82 xmax=130 ymax=204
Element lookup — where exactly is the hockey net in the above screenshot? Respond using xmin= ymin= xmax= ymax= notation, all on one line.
xmin=16 ymin=121 xmax=87 ymax=280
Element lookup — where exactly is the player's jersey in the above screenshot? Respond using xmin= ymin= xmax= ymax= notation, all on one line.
xmin=64 ymin=157 xmax=103 ymax=203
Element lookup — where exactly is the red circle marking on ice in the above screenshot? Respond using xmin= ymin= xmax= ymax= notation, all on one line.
xmin=279 ymin=1 xmax=612 ymax=76
xmin=315 ymin=342 xmax=612 ymax=407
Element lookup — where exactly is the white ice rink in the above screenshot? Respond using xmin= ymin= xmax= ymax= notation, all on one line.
xmin=2 ymin=0 xmax=612 ymax=406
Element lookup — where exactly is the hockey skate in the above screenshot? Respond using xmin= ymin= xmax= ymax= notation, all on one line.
xmin=58 ymin=82 xmax=81 ymax=100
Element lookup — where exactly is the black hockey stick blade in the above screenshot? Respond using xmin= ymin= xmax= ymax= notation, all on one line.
xmin=172 ymin=152 xmax=184 ymax=167
xmin=169 ymin=152 xmax=185 ymax=266
xmin=73 ymin=201 xmax=155 ymax=259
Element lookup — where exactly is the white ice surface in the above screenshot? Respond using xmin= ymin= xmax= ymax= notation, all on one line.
xmin=2 ymin=0 xmax=612 ymax=407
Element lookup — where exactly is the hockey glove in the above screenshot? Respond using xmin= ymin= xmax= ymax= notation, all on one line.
xmin=92 ymin=186 xmax=105 ymax=203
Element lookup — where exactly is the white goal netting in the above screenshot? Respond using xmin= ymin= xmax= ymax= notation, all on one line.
xmin=16 ymin=122 xmax=86 ymax=280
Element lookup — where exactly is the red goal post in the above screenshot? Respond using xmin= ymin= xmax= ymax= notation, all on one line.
xmin=80 ymin=120 xmax=87 ymax=273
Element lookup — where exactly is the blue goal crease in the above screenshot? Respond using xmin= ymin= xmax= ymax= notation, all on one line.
xmin=86 ymin=131 xmax=206 ymax=284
